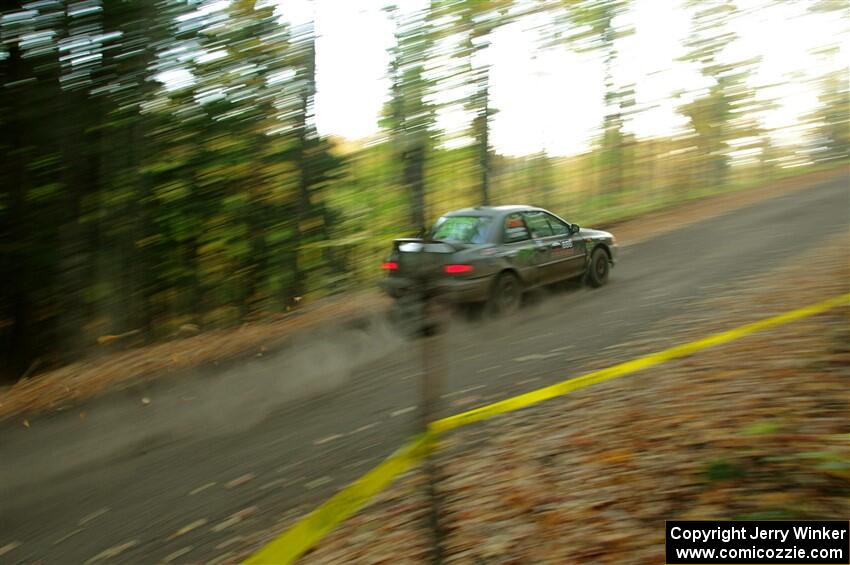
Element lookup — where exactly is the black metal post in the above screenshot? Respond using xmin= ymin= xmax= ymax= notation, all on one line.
xmin=419 ymin=282 xmax=447 ymax=564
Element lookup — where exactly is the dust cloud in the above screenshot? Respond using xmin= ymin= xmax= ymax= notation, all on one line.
xmin=0 ymin=314 xmax=406 ymax=489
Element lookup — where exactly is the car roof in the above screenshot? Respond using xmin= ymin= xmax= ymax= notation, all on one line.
xmin=443 ymin=205 xmax=544 ymax=218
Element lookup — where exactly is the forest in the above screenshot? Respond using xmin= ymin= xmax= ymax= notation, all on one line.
xmin=1 ymin=0 xmax=847 ymax=382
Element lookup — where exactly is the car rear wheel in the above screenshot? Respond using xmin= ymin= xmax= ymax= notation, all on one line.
xmin=488 ymin=272 xmax=522 ymax=317
xmin=586 ymin=247 xmax=610 ymax=288
xmin=389 ymin=294 xmax=426 ymax=337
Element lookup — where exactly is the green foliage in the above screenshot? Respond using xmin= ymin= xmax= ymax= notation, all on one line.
xmin=383 ymin=6 xmax=438 ymax=231
xmin=704 ymin=459 xmax=746 ymax=482
xmin=736 ymin=510 xmax=798 ymax=520
xmin=543 ymin=0 xmax=635 ymax=194
xmin=0 ymin=0 xmax=344 ymax=378
xmin=433 ymin=0 xmax=518 ymax=205
xmin=676 ymin=0 xmax=768 ymax=187
xmin=808 ymin=67 xmax=850 ymax=162
xmin=741 ymin=420 xmax=783 ymax=436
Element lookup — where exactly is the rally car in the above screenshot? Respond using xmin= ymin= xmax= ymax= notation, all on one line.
xmin=380 ymin=205 xmax=618 ymax=316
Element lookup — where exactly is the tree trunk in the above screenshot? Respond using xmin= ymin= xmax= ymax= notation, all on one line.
xmin=478 ymin=93 xmax=491 ymax=206
xmin=292 ymin=34 xmax=318 ymax=299
xmin=404 ymin=144 xmax=427 ymax=233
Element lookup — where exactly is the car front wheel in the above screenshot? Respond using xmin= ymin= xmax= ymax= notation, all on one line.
xmin=586 ymin=247 xmax=610 ymax=288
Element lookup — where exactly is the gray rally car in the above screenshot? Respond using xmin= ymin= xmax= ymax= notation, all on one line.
xmin=380 ymin=205 xmax=618 ymax=316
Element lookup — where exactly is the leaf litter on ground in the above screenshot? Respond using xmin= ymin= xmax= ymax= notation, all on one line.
xmin=231 ymin=231 xmax=849 ymax=564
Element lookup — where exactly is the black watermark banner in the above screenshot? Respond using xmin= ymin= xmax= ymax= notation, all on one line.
xmin=666 ymin=521 xmax=849 ymax=564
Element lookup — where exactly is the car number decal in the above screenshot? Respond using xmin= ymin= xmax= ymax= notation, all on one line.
xmin=557 ymin=239 xmax=573 ymax=249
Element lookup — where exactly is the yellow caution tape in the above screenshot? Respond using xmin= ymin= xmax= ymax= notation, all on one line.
xmin=245 ymin=292 xmax=850 ymax=564
xmin=244 ymin=432 xmax=435 ymax=565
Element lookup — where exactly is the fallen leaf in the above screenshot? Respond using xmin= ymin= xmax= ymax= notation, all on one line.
xmin=225 ymin=474 xmax=255 ymax=489
xmin=168 ymin=519 xmax=207 ymax=541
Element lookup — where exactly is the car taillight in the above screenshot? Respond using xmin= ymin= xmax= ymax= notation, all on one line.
xmin=444 ymin=264 xmax=474 ymax=274
xmin=381 ymin=261 xmax=399 ymax=271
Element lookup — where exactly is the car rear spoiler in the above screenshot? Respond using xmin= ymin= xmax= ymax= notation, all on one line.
xmin=392 ymin=237 xmax=463 ymax=253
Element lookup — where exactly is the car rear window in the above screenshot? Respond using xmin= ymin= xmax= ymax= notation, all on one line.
xmin=430 ymin=216 xmax=492 ymax=244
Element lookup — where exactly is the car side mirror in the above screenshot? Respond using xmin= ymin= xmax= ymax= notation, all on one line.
xmin=570 ymin=224 xmax=580 ymax=234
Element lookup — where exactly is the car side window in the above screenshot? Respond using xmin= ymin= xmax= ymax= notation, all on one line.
xmin=523 ymin=211 xmax=554 ymax=239
xmin=545 ymin=213 xmax=570 ymax=236
xmin=503 ymin=213 xmax=530 ymax=243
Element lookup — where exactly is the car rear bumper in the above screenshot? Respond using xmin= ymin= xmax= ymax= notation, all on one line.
xmin=381 ymin=275 xmax=492 ymax=304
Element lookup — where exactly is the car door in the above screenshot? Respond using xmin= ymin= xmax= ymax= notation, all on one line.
xmin=501 ymin=212 xmax=543 ymax=286
xmin=521 ymin=211 xmax=561 ymax=284
xmin=544 ymin=212 xmax=587 ymax=279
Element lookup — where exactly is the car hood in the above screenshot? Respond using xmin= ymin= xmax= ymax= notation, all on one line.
xmin=578 ymin=228 xmax=613 ymax=240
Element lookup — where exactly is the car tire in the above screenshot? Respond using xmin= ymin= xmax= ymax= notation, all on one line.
xmin=585 ymin=247 xmax=610 ymax=288
xmin=488 ymin=272 xmax=522 ymax=317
